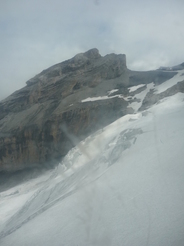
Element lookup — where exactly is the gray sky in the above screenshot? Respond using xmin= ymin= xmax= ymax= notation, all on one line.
xmin=0 ymin=0 xmax=184 ymax=100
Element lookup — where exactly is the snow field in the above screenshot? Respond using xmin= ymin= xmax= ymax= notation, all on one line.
xmin=0 ymin=93 xmax=184 ymax=245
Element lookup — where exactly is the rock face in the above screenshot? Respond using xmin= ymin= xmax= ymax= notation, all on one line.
xmin=128 ymin=70 xmax=177 ymax=86
xmin=0 ymin=49 xmax=130 ymax=171
xmin=0 ymin=48 xmax=181 ymax=172
xmin=139 ymin=80 xmax=184 ymax=111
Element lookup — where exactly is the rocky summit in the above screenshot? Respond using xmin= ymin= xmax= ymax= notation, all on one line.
xmin=0 ymin=48 xmax=183 ymax=172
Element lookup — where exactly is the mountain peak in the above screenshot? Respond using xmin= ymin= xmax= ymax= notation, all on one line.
xmin=0 ymin=49 xmax=183 ymax=172
xmin=83 ymin=48 xmax=101 ymax=59
xmin=72 ymin=48 xmax=101 ymax=64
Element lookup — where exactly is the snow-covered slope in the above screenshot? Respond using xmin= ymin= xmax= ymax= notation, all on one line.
xmin=0 ymin=93 xmax=184 ymax=246
xmin=0 ymin=76 xmax=184 ymax=245
xmin=155 ymin=69 xmax=184 ymax=94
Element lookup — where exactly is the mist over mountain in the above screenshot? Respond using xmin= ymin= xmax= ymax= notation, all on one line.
xmin=0 ymin=49 xmax=184 ymax=245
xmin=1 ymin=48 xmax=183 ymax=174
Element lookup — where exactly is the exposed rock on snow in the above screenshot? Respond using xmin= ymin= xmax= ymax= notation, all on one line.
xmin=0 ymin=49 xmax=183 ymax=173
xmin=0 ymin=93 xmax=184 ymax=246
xmin=140 ymin=80 xmax=184 ymax=111
xmin=0 ymin=49 xmax=129 ymax=172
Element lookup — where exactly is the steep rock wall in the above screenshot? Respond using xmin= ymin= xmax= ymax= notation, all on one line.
xmin=0 ymin=49 xmax=130 ymax=171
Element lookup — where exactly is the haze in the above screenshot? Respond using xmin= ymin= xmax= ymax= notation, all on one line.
xmin=0 ymin=0 xmax=184 ymax=100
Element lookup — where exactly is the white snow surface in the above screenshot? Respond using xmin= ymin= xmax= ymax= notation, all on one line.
xmin=81 ymin=90 xmax=120 ymax=103
xmin=128 ymin=82 xmax=155 ymax=112
xmin=1 ymin=93 xmax=184 ymax=246
xmin=108 ymin=89 xmax=119 ymax=95
xmin=128 ymin=84 xmax=145 ymax=92
xmin=155 ymin=69 xmax=184 ymax=94
xmin=81 ymin=94 xmax=126 ymax=102
xmin=82 ymin=95 xmax=114 ymax=102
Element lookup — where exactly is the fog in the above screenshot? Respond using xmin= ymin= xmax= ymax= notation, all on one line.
xmin=0 ymin=0 xmax=184 ymax=100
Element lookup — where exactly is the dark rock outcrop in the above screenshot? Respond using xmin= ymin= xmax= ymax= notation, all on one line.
xmin=0 ymin=48 xmax=182 ymax=172
xmin=139 ymin=80 xmax=184 ymax=111
xmin=158 ymin=62 xmax=184 ymax=71
xmin=0 ymin=49 xmax=130 ymax=172
xmin=128 ymin=70 xmax=177 ymax=86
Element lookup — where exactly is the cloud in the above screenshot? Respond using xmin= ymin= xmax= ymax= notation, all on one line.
xmin=0 ymin=0 xmax=184 ymax=100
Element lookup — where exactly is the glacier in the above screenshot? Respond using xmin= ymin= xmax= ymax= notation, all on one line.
xmin=0 ymin=91 xmax=184 ymax=245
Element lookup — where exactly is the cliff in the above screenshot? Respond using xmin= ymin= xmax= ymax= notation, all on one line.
xmin=0 ymin=49 xmax=130 ymax=171
xmin=0 ymin=48 xmax=180 ymax=172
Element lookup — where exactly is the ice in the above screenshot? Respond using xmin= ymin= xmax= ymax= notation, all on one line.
xmin=0 ymin=192 xmax=34 ymax=224
xmin=1 ymin=93 xmax=184 ymax=246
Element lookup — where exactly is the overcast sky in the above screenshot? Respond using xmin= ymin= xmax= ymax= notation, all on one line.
xmin=0 ymin=0 xmax=184 ymax=100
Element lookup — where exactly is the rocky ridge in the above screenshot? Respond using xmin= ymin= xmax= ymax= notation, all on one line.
xmin=0 ymin=48 xmax=183 ymax=172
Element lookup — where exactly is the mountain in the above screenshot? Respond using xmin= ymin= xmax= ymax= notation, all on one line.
xmin=0 ymin=85 xmax=184 ymax=245
xmin=158 ymin=62 xmax=184 ymax=71
xmin=1 ymin=48 xmax=182 ymax=173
